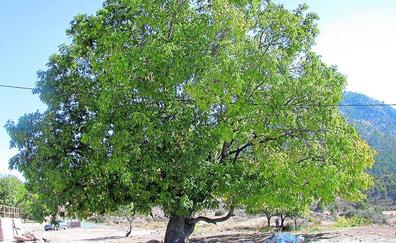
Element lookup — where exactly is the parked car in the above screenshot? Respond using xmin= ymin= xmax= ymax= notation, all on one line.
xmin=44 ymin=220 xmax=68 ymax=231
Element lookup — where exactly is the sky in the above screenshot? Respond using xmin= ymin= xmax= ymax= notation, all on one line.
xmin=1 ymin=0 xmax=396 ymax=177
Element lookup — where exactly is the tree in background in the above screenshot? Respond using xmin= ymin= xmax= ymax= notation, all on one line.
xmin=246 ymin=186 xmax=310 ymax=229
xmin=111 ymin=204 xmax=136 ymax=237
xmin=0 ymin=175 xmax=25 ymax=207
xmin=247 ymin=205 xmax=278 ymax=227
xmin=6 ymin=0 xmax=374 ymax=242
xmin=0 ymin=174 xmax=50 ymax=221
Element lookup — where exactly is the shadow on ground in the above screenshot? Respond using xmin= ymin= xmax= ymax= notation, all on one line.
xmin=191 ymin=231 xmax=338 ymax=242
xmin=303 ymin=232 xmax=339 ymax=241
xmin=191 ymin=233 xmax=271 ymax=243
xmin=83 ymin=235 xmax=125 ymax=241
xmin=81 ymin=231 xmax=339 ymax=242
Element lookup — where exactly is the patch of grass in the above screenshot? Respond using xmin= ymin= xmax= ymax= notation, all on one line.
xmin=306 ymin=226 xmax=322 ymax=233
xmin=258 ymin=227 xmax=274 ymax=233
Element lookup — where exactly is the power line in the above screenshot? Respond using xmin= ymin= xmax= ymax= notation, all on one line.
xmin=0 ymin=84 xmax=34 ymax=91
xmin=1 ymin=83 xmax=396 ymax=107
xmin=309 ymin=103 xmax=396 ymax=107
xmin=337 ymin=104 xmax=396 ymax=107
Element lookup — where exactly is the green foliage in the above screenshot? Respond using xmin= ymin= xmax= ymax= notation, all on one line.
xmin=348 ymin=208 xmax=387 ymax=225
xmin=23 ymin=194 xmax=53 ymax=222
xmin=0 ymin=175 xmax=48 ymax=221
xmin=111 ymin=203 xmax=135 ymax=218
xmin=6 ymin=1 xmax=374 ymax=236
xmin=335 ymin=216 xmax=370 ymax=227
xmin=0 ymin=175 xmax=25 ymax=207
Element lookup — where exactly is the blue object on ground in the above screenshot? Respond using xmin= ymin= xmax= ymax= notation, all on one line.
xmin=267 ymin=233 xmax=305 ymax=243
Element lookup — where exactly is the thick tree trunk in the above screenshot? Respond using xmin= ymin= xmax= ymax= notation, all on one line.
xmin=164 ymin=216 xmax=195 ymax=243
xmin=164 ymin=207 xmax=235 ymax=242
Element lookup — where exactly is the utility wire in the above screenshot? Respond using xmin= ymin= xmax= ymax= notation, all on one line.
xmin=330 ymin=104 xmax=396 ymax=107
xmin=1 ymin=83 xmax=396 ymax=107
xmin=298 ymin=103 xmax=396 ymax=107
xmin=0 ymin=84 xmax=34 ymax=91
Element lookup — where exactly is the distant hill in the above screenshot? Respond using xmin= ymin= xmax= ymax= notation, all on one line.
xmin=340 ymin=92 xmax=396 ymax=201
xmin=341 ymin=92 xmax=396 ymax=136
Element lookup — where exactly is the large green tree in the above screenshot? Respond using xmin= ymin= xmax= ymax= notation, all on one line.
xmin=6 ymin=0 xmax=374 ymax=241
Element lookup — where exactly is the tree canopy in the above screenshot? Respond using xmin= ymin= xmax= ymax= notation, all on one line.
xmin=6 ymin=0 xmax=374 ymax=241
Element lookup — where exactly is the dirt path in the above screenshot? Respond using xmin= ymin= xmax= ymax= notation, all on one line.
xmin=312 ymin=226 xmax=396 ymax=243
xmin=23 ymin=223 xmax=164 ymax=242
xmin=191 ymin=227 xmax=396 ymax=243
xmin=20 ymin=217 xmax=396 ymax=242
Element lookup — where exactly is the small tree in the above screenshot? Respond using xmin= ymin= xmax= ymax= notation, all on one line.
xmin=286 ymin=206 xmax=308 ymax=230
xmin=111 ymin=204 xmax=136 ymax=237
xmin=6 ymin=1 xmax=374 ymax=242
xmin=247 ymin=204 xmax=278 ymax=227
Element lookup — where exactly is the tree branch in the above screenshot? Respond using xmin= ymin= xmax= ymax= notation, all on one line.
xmin=189 ymin=207 xmax=235 ymax=225
xmin=217 ymin=141 xmax=230 ymax=162
xmin=227 ymin=128 xmax=326 ymax=163
xmin=228 ymin=142 xmax=252 ymax=156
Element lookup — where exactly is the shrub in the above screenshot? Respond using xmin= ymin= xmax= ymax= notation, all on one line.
xmin=335 ymin=216 xmax=370 ymax=227
xmin=347 ymin=208 xmax=388 ymax=225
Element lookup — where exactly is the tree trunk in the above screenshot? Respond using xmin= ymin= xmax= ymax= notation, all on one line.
xmin=266 ymin=216 xmax=272 ymax=227
xmin=293 ymin=218 xmax=298 ymax=230
xmin=280 ymin=214 xmax=286 ymax=227
xmin=164 ymin=207 xmax=234 ymax=242
xmin=164 ymin=216 xmax=195 ymax=243
xmin=125 ymin=216 xmax=133 ymax=237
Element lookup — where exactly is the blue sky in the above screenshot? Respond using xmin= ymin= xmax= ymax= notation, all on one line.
xmin=1 ymin=0 xmax=396 ymax=176
xmin=0 ymin=1 xmax=103 ymax=176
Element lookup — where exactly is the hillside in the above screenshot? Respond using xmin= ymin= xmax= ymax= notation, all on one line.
xmin=340 ymin=92 xmax=396 ymax=201
xmin=341 ymin=92 xmax=396 ymax=136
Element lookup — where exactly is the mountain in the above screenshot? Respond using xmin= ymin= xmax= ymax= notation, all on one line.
xmin=340 ymin=92 xmax=396 ymax=201
xmin=341 ymin=92 xmax=396 ymax=136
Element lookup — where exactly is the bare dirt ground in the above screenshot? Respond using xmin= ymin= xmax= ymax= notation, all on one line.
xmin=19 ymin=214 xmax=396 ymax=242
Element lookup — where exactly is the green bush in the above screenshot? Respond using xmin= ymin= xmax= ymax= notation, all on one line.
xmin=347 ymin=208 xmax=388 ymax=225
xmin=335 ymin=216 xmax=370 ymax=227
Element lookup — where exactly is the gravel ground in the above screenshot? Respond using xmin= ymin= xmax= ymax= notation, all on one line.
xmin=312 ymin=226 xmax=396 ymax=243
xmin=19 ymin=223 xmax=164 ymax=242
xmin=14 ymin=215 xmax=396 ymax=242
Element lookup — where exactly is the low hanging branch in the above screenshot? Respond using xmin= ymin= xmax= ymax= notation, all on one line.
xmin=189 ymin=207 xmax=235 ymax=225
